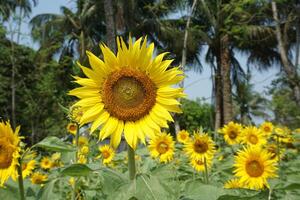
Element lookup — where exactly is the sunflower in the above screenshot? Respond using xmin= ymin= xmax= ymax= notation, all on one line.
xmin=177 ymin=130 xmax=190 ymax=144
xmin=260 ymin=122 xmax=273 ymax=136
xmin=148 ymin=132 xmax=175 ymax=163
xmin=234 ymin=146 xmax=277 ymax=190
xmin=265 ymin=144 xmax=284 ymax=161
xmin=241 ymin=126 xmax=266 ymax=147
xmin=0 ymin=121 xmax=21 ymax=186
xmin=219 ymin=121 xmax=243 ymax=145
xmin=22 ymin=160 xmax=36 ymax=178
xmin=73 ymin=136 xmax=89 ymax=147
xmin=31 ymin=172 xmax=48 ymax=185
xmin=77 ymin=154 xmax=87 ymax=164
xmin=69 ymin=106 xmax=84 ymax=123
xmin=67 ymin=123 xmax=78 ymax=135
xmin=80 ymin=146 xmax=89 ymax=155
xmin=69 ymin=36 xmax=184 ymax=149
xmin=274 ymin=127 xmax=293 ymax=144
xmin=40 ymin=157 xmax=53 ymax=170
xmin=184 ymin=132 xmax=215 ymax=161
xmin=190 ymin=157 xmax=212 ymax=172
xmin=98 ymin=145 xmax=115 ymax=164
xmin=224 ymin=179 xmax=243 ymax=189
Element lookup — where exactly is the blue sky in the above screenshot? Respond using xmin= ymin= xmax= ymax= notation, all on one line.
xmin=15 ymin=0 xmax=277 ymax=102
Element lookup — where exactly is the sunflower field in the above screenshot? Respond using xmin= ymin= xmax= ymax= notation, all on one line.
xmin=1 ymin=0 xmax=300 ymax=200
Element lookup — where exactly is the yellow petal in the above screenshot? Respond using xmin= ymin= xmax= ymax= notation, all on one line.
xmin=124 ymin=121 xmax=138 ymax=149
xmin=110 ymin=120 xmax=124 ymax=149
xmin=90 ymin=111 xmax=110 ymax=133
xmin=73 ymin=96 xmax=102 ymax=108
xmin=99 ymin=117 xmax=119 ymax=140
xmin=80 ymin=103 xmax=104 ymax=125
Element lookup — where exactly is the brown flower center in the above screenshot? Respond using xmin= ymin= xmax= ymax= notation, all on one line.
xmin=0 ymin=141 xmax=14 ymax=169
xmin=157 ymin=142 xmax=169 ymax=154
xmin=194 ymin=140 xmax=208 ymax=153
xmin=264 ymin=126 xmax=271 ymax=132
xmin=196 ymin=159 xmax=204 ymax=165
xmin=249 ymin=135 xmax=258 ymax=144
xmin=102 ymin=151 xmax=110 ymax=159
xmin=246 ymin=160 xmax=264 ymax=177
xmin=69 ymin=124 xmax=77 ymax=131
xmin=102 ymin=68 xmax=156 ymax=121
xmin=228 ymin=130 xmax=237 ymax=139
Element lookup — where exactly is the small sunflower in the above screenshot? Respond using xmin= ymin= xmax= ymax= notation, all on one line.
xmin=224 ymin=179 xmax=243 ymax=189
xmin=80 ymin=146 xmax=89 ymax=155
xmin=242 ymin=126 xmax=266 ymax=147
xmin=51 ymin=152 xmax=61 ymax=161
xmin=190 ymin=157 xmax=212 ymax=172
xmin=184 ymin=132 xmax=215 ymax=161
xmin=31 ymin=172 xmax=48 ymax=185
xmin=68 ymin=36 xmax=185 ymax=149
xmin=22 ymin=160 xmax=36 ymax=178
xmin=219 ymin=121 xmax=243 ymax=145
xmin=69 ymin=106 xmax=84 ymax=123
xmin=40 ymin=157 xmax=53 ymax=170
xmin=98 ymin=145 xmax=115 ymax=164
xmin=265 ymin=144 xmax=284 ymax=161
xmin=67 ymin=123 xmax=78 ymax=135
xmin=274 ymin=127 xmax=293 ymax=144
xmin=177 ymin=130 xmax=190 ymax=144
xmin=0 ymin=121 xmax=21 ymax=186
xmin=148 ymin=132 xmax=175 ymax=163
xmin=77 ymin=154 xmax=87 ymax=164
xmin=260 ymin=122 xmax=273 ymax=136
xmin=234 ymin=146 xmax=277 ymax=190
xmin=73 ymin=136 xmax=89 ymax=147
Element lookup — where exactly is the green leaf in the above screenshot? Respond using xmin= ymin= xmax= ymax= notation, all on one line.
xmin=60 ymin=164 xmax=93 ymax=176
xmin=58 ymin=103 xmax=70 ymax=114
xmin=36 ymin=179 xmax=59 ymax=200
xmin=0 ymin=180 xmax=19 ymax=200
xmin=35 ymin=136 xmax=75 ymax=152
xmin=183 ymin=180 xmax=225 ymax=200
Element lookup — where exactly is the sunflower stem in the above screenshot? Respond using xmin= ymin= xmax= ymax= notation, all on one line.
xmin=204 ymin=157 xmax=209 ymax=184
xmin=72 ymin=123 xmax=80 ymax=200
xmin=17 ymin=159 xmax=26 ymax=200
xmin=127 ymin=144 xmax=136 ymax=180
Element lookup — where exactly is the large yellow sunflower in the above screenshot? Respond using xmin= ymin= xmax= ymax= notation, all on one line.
xmin=218 ymin=121 xmax=243 ymax=145
xmin=148 ymin=132 xmax=175 ymax=163
xmin=177 ymin=130 xmax=190 ymax=144
xmin=69 ymin=36 xmax=185 ymax=149
xmin=184 ymin=132 xmax=215 ymax=161
xmin=0 ymin=121 xmax=21 ymax=186
xmin=234 ymin=146 xmax=277 ymax=190
xmin=241 ymin=126 xmax=266 ymax=147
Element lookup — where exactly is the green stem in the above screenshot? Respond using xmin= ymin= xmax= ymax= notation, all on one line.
xmin=204 ymin=157 xmax=209 ymax=184
xmin=17 ymin=159 xmax=26 ymax=200
xmin=72 ymin=123 xmax=80 ymax=200
xmin=127 ymin=144 xmax=136 ymax=180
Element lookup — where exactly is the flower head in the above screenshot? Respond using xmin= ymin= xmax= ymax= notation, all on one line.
xmin=184 ymin=132 xmax=215 ymax=161
xmin=219 ymin=122 xmax=243 ymax=145
xmin=242 ymin=126 xmax=266 ymax=147
xmin=0 ymin=121 xmax=21 ymax=186
xmin=224 ymin=179 xmax=243 ymax=189
xmin=31 ymin=172 xmax=48 ymax=185
xmin=177 ymin=130 xmax=190 ymax=144
xmin=260 ymin=122 xmax=273 ymax=136
xmin=148 ymin=132 xmax=175 ymax=163
xmin=40 ymin=157 xmax=53 ymax=170
xmin=234 ymin=146 xmax=277 ymax=190
xmin=69 ymin=36 xmax=185 ymax=149
xmin=190 ymin=157 xmax=212 ymax=172
xmin=22 ymin=160 xmax=36 ymax=178
xmin=67 ymin=123 xmax=77 ymax=135
xmin=98 ymin=145 xmax=115 ymax=164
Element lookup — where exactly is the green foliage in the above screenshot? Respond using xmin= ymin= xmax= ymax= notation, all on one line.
xmin=35 ymin=136 xmax=75 ymax=152
xmin=178 ymin=98 xmax=214 ymax=132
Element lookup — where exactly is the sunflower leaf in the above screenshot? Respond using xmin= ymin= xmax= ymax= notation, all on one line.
xmin=35 ymin=136 xmax=75 ymax=152
xmin=60 ymin=164 xmax=93 ymax=176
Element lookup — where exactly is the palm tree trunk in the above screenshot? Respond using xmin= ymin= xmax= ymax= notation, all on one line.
xmin=214 ymin=66 xmax=223 ymax=131
xmin=271 ymin=1 xmax=300 ymax=104
xmin=104 ymin=0 xmax=116 ymax=53
xmin=220 ymin=34 xmax=233 ymax=124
